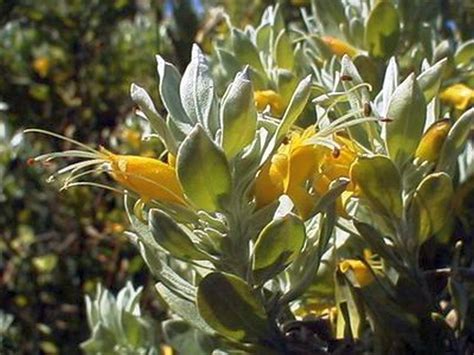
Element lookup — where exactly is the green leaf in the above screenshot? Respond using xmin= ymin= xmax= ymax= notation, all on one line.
xmin=408 ymin=173 xmax=453 ymax=244
xmin=417 ymin=58 xmax=447 ymax=103
xmin=256 ymin=23 xmax=271 ymax=55
xmin=156 ymin=55 xmax=193 ymax=135
xmin=177 ymin=125 xmax=232 ymax=212
xmin=379 ymin=57 xmax=398 ymax=115
xmin=433 ymin=40 xmax=452 ymax=63
xmin=274 ymin=30 xmax=294 ymax=70
xmin=280 ymin=209 xmax=336 ymax=305
xmin=335 ymin=272 xmax=364 ymax=339
xmin=220 ymin=68 xmax=257 ymax=159
xmin=312 ymin=178 xmax=349 ymax=217
xmin=353 ymin=54 xmax=381 ymax=95
xmin=275 ymin=75 xmax=312 ymax=142
xmin=276 ymin=69 xmax=298 ymax=104
xmin=350 ymin=18 xmax=365 ymax=48
xmin=216 ymin=48 xmax=241 ymax=80
xmin=364 ymin=1 xmax=400 ymax=59
xmin=180 ymin=45 xmax=217 ymax=133
xmin=162 ymin=320 xmax=216 ymax=355
xmin=454 ymin=39 xmax=474 ymax=68
xmin=231 ymin=29 xmax=265 ymax=74
xmin=157 ymin=283 xmax=215 ymax=335
xmin=359 ymin=286 xmax=421 ymax=349
xmin=350 ymin=155 xmax=402 ymax=219
xmin=437 ymin=108 xmax=474 ymax=174
xmin=149 ymin=209 xmax=207 ymax=260
xmin=252 ymin=213 xmax=306 ymax=284
xmin=197 ymin=272 xmax=270 ymax=342
xmin=130 ymin=83 xmax=178 ymax=154
xmin=312 ymin=0 xmax=347 ymax=35
xmin=340 ymin=55 xmax=374 ymax=148
xmin=386 ymin=74 xmax=426 ymax=166
xmin=353 ymin=222 xmax=404 ymax=271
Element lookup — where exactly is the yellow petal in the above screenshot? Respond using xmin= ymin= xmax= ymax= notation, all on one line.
xmin=285 ymin=143 xmax=317 ymax=190
xmin=339 ymin=259 xmax=374 ymax=287
xmin=286 ymin=184 xmax=315 ymax=219
xmin=440 ymin=83 xmax=474 ymax=111
xmin=254 ymin=161 xmax=284 ymax=208
xmin=254 ymin=90 xmax=285 ymax=116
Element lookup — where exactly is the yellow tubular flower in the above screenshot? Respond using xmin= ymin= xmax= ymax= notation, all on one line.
xmin=440 ymin=83 xmax=474 ymax=111
xmin=255 ymin=127 xmax=318 ymax=218
xmin=321 ymin=36 xmax=358 ymax=58
xmin=102 ymin=149 xmax=185 ymax=205
xmin=254 ymin=90 xmax=286 ymax=117
xmin=339 ymin=259 xmax=374 ymax=287
xmin=415 ymin=119 xmax=452 ymax=163
xmin=313 ymin=135 xmax=360 ymax=214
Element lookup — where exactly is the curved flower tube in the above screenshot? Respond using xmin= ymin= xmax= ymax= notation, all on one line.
xmin=25 ymin=129 xmax=185 ymax=206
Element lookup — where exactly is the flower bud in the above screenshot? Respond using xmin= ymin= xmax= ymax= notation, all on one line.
xmin=415 ymin=119 xmax=452 ymax=163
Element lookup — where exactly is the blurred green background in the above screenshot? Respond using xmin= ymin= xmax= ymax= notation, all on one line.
xmin=0 ymin=0 xmax=472 ymax=353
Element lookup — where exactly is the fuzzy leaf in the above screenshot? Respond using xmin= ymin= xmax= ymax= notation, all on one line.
xmin=157 ymin=283 xmax=214 ymax=335
xmin=149 ymin=209 xmax=207 ymax=260
xmin=274 ymin=30 xmax=294 ymax=70
xmin=180 ymin=45 xmax=217 ymax=133
xmin=386 ymin=74 xmax=426 ymax=166
xmin=417 ymin=58 xmax=447 ymax=103
xmin=408 ymin=173 xmax=453 ymax=244
xmin=156 ymin=56 xmax=193 ymax=134
xmin=455 ymin=39 xmax=474 ymax=68
xmin=220 ymin=68 xmax=257 ymax=158
xmin=350 ymin=155 xmax=402 ymax=219
xmin=162 ymin=320 xmax=216 ymax=355
xmin=130 ymin=83 xmax=178 ymax=153
xmin=231 ymin=29 xmax=264 ymax=74
xmin=365 ymin=1 xmax=400 ymax=59
xmin=177 ymin=125 xmax=232 ymax=212
xmin=275 ymin=75 xmax=312 ymax=142
xmin=252 ymin=213 xmax=306 ymax=284
xmin=197 ymin=273 xmax=270 ymax=342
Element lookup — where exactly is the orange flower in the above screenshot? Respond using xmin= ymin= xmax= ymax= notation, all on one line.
xmin=321 ymin=36 xmax=358 ymax=58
